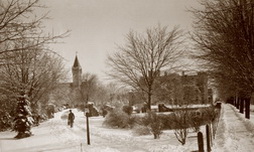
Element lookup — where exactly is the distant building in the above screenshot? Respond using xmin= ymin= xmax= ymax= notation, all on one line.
xmin=72 ymin=55 xmax=82 ymax=88
xmin=180 ymin=72 xmax=209 ymax=105
xmin=129 ymin=71 xmax=211 ymax=106
xmin=48 ymin=55 xmax=84 ymax=108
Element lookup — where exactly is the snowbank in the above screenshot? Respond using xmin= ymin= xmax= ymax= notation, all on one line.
xmin=212 ymin=104 xmax=230 ymax=152
xmin=212 ymin=103 xmax=254 ymax=152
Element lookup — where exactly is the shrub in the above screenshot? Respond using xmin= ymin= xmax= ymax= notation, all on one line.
xmin=188 ymin=111 xmax=202 ymax=131
xmin=0 ymin=114 xmax=12 ymax=131
xmin=103 ymin=108 xmax=130 ymax=128
xmin=77 ymin=104 xmax=86 ymax=112
xmin=122 ymin=105 xmax=133 ymax=115
xmin=128 ymin=115 xmax=143 ymax=128
xmin=148 ymin=112 xmax=163 ymax=139
xmin=201 ymin=107 xmax=217 ymax=122
xmin=100 ymin=105 xmax=113 ymax=117
xmin=132 ymin=125 xmax=151 ymax=136
xmin=141 ymin=114 xmax=151 ymax=126
xmin=157 ymin=113 xmax=175 ymax=129
xmin=187 ymin=107 xmax=218 ymax=129
xmin=174 ymin=128 xmax=188 ymax=145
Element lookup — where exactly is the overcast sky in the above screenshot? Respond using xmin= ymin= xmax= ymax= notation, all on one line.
xmin=39 ymin=0 xmax=201 ymax=82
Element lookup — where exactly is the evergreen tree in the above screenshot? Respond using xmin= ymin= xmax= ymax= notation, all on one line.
xmin=13 ymin=95 xmax=34 ymax=139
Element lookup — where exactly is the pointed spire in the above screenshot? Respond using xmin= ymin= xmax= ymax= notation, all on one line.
xmin=72 ymin=53 xmax=82 ymax=87
xmin=73 ymin=54 xmax=80 ymax=68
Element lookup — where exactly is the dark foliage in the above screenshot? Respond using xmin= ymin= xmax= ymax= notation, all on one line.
xmin=13 ymin=95 xmax=33 ymax=139
xmin=145 ymin=107 xmax=219 ymax=130
xmin=0 ymin=112 xmax=12 ymax=131
xmin=100 ymin=105 xmax=114 ymax=117
xmin=122 ymin=105 xmax=133 ymax=115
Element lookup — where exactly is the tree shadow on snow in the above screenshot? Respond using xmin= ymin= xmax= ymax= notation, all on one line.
xmin=0 ymin=137 xmax=16 ymax=140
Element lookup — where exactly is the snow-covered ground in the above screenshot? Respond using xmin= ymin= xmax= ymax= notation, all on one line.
xmin=212 ymin=104 xmax=254 ymax=152
xmin=1 ymin=104 xmax=254 ymax=152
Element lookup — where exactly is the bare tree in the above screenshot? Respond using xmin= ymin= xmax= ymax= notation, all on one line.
xmin=105 ymin=82 xmax=125 ymax=107
xmin=92 ymin=84 xmax=108 ymax=106
xmin=107 ymin=25 xmax=183 ymax=110
xmin=173 ymin=107 xmax=189 ymax=145
xmin=79 ymin=73 xmax=98 ymax=104
xmin=0 ymin=0 xmax=68 ymax=58
xmin=0 ymin=44 xmax=66 ymax=113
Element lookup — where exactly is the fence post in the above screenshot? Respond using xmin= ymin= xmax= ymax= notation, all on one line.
xmin=206 ymin=125 xmax=211 ymax=152
xmin=197 ymin=131 xmax=204 ymax=152
xmin=86 ymin=112 xmax=90 ymax=145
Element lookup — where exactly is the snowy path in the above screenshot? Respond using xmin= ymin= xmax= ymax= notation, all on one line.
xmin=213 ymin=104 xmax=254 ymax=152
xmin=0 ymin=109 xmax=150 ymax=152
xmin=4 ymin=107 xmax=249 ymax=152
xmin=0 ymin=108 xmax=201 ymax=152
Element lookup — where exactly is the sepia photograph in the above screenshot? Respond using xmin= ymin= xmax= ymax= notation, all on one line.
xmin=0 ymin=0 xmax=254 ymax=152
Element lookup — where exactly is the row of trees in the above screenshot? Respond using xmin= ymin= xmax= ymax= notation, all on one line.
xmin=191 ymin=0 xmax=254 ymax=118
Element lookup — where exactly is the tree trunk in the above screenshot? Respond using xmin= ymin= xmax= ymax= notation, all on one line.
xmin=234 ymin=96 xmax=238 ymax=107
xmin=240 ymin=97 xmax=244 ymax=114
xmin=236 ymin=97 xmax=240 ymax=109
xmin=147 ymin=91 xmax=151 ymax=111
xmin=245 ymin=97 xmax=250 ymax=119
xmin=147 ymin=93 xmax=151 ymax=111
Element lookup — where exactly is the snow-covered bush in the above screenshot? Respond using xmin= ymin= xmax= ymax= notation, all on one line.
xmin=103 ymin=108 xmax=130 ymax=128
xmin=13 ymin=95 xmax=34 ymax=139
xmin=132 ymin=125 xmax=151 ymax=136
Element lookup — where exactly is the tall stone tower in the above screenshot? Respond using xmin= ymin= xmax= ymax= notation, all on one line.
xmin=72 ymin=55 xmax=82 ymax=87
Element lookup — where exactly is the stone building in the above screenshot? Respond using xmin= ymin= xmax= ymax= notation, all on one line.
xmin=180 ymin=72 xmax=209 ymax=105
xmin=49 ymin=55 xmax=84 ymax=108
xmin=129 ymin=71 xmax=211 ymax=106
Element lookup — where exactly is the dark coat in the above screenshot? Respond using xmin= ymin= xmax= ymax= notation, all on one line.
xmin=68 ymin=112 xmax=75 ymax=122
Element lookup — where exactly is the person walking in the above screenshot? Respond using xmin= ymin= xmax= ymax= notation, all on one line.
xmin=68 ymin=110 xmax=75 ymax=128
